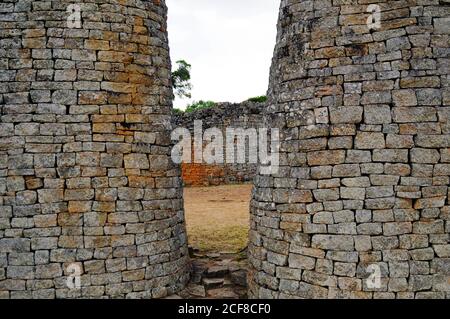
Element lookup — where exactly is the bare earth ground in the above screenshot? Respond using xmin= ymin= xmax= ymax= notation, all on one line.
xmin=183 ymin=184 xmax=253 ymax=253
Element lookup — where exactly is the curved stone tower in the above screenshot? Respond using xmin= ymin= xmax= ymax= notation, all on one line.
xmin=249 ymin=0 xmax=450 ymax=299
xmin=0 ymin=0 xmax=189 ymax=298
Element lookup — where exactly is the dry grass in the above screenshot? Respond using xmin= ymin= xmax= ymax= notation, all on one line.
xmin=183 ymin=184 xmax=252 ymax=253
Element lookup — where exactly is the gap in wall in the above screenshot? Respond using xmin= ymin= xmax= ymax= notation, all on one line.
xmin=172 ymin=102 xmax=265 ymax=298
xmin=181 ymin=182 xmax=252 ymax=299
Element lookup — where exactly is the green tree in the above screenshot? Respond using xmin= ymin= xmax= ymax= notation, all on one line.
xmin=246 ymin=95 xmax=267 ymax=103
xmin=172 ymin=60 xmax=192 ymax=99
xmin=173 ymin=108 xmax=184 ymax=115
xmin=185 ymin=100 xmax=216 ymax=113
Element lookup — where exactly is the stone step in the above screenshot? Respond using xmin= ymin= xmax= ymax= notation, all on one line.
xmin=205 ymin=265 xmax=229 ymax=278
xmin=186 ymin=284 xmax=206 ymax=298
xmin=207 ymin=287 xmax=239 ymax=299
xmin=202 ymin=278 xmax=224 ymax=289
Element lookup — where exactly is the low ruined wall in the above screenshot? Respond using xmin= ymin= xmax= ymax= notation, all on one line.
xmin=0 ymin=0 xmax=189 ymax=299
xmin=1 ymin=0 xmax=449 ymax=300
xmin=173 ymin=102 xmax=264 ymax=187
xmin=249 ymin=0 xmax=450 ymax=299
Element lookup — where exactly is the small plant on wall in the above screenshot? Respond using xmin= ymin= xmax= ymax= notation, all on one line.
xmin=246 ymin=95 xmax=267 ymax=103
xmin=185 ymin=100 xmax=216 ymax=113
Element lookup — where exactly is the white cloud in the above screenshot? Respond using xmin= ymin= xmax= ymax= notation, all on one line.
xmin=167 ymin=0 xmax=279 ymax=109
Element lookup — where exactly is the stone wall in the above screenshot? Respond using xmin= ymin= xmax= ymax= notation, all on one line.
xmin=0 ymin=0 xmax=190 ymax=298
xmin=173 ymin=102 xmax=264 ymax=187
xmin=249 ymin=0 xmax=450 ymax=299
xmin=1 ymin=0 xmax=450 ymax=300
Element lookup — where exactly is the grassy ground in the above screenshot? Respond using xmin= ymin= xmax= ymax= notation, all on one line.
xmin=183 ymin=184 xmax=252 ymax=253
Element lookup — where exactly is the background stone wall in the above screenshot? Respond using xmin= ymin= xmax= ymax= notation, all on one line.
xmin=249 ymin=0 xmax=450 ymax=299
xmin=173 ymin=102 xmax=264 ymax=187
xmin=0 ymin=0 xmax=190 ymax=299
xmin=1 ymin=0 xmax=450 ymax=300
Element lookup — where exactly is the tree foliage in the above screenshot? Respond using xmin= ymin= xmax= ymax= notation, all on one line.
xmin=172 ymin=60 xmax=193 ymax=99
xmin=173 ymin=108 xmax=184 ymax=115
xmin=246 ymin=95 xmax=267 ymax=103
xmin=185 ymin=100 xmax=216 ymax=113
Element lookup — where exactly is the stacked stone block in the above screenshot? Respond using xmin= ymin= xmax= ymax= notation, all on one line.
xmin=173 ymin=101 xmax=264 ymax=187
xmin=249 ymin=0 xmax=450 ymax=299
xmin=0 ymin=0 xmax=189 ymax=298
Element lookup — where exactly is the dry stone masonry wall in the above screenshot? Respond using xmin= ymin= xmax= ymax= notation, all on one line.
xmin=249 ymin=0 xmax=450 ymax=299
xmin=0 ymin=0 xmax=190 ymax=299
xmin=1 ymin=0 xmax=450 ymax=300
xmin=173 ymin=102 xmax=264 ymax=187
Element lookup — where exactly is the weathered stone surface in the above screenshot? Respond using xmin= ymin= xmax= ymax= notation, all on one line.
xmin=373 ymin=150 xmax=409 ymax=163
xmin=330 ymin=106 xmax=363 ymax=124
xmin=411 ymin=148 xmax=441 ymax=164
xmin=434 ymin=18 xmax=450 ymax=35
xmin=393 ymin=90 xmax=417 ymax=107
xmin=383 ymin=222 xmax=413 ymax=236
xmin=311 ymin=235 xmax=354 ymax=251
xmin=434 ymin=245 xmax=450 ymax=258
xmin=249 ymin=0 xmax=450 ymax=300
xmin=0 ymin=0 xmax=190 ymax=300
xmin=393 ymin=107 xmax=437 ymax=123
xmin=364 ymin=105 xmax=392 ymax=124
xmin=0 ymin=0 xmax=449 ymax=301
xmin=0 ymin=239 xmax=30 ymax=253
xmin=307 ymin=151 xmax=346 ymax=166
xmin=355 ymin=132 xmax=386 ymax=150
xmin=288 ymin=254 xmax=316 ymax=270
xmin=124 ymin=154 xmax=149 ymax=170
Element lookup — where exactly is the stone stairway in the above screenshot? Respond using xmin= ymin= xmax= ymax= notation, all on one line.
xmin=170 ymin=249 xmax=248 ymax=299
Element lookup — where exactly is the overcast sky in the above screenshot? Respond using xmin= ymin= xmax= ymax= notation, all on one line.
xmin=167 ymin=0 xmax=279 ymax=109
